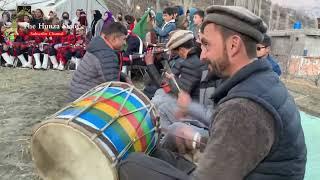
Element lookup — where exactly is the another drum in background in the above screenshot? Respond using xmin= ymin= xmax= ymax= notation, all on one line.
xmin=31 ymin=82 xmax=159 ymax=180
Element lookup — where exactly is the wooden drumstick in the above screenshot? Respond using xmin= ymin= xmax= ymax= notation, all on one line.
xmin=171 ymin=76 xmax=182 ymax=92
xmin=161 ymin=60 xmax=182 ymax=92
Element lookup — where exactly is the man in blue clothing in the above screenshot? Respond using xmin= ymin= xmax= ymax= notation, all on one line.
xmin=257 ymin=34 xmax=282 ymax=76
xmin=154 ymin=7 xmax=176 ymax=43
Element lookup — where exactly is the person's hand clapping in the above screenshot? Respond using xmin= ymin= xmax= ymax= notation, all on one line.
xmin=144 ymin=49 xmax=154 ymax=65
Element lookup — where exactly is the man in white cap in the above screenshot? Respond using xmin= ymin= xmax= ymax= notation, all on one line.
xmin=145 ymin=29 xmax=206 ymax=128
xmin=117 ymin=5 xmax=306 ymax=180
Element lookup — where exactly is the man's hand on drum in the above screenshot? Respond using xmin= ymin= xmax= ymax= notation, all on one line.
xmin=175 ymin=91 xmax=191 ymax=119
xmin=165 ymin=123 xmax=200 ymax=154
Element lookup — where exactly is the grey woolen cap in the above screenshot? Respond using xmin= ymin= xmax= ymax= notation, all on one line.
xmin=203 ymin=6 xmax=268 ymax=43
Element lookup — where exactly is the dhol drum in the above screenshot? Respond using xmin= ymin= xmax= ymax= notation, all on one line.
xmin=31 ymin=82 xmax=159 ymax=180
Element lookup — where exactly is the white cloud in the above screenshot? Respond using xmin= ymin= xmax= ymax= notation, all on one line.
xmin=271 ymin=0 xmax=320 ymax=18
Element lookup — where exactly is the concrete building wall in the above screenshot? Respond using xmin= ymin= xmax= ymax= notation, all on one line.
xmin=290 ymin=33 xmax=307 ymax=56
xmin=269 ymin=30 xmax=320 ymax=57
xmin=305 ymin=36 xmax=320 ymax=57
xmin=270 ymin=35 xmax=291 ymax=55
xmin=269 ymin=30 xmax=320 ymax=77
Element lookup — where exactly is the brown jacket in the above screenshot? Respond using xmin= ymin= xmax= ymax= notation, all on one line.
xmin=194 ymin=98 xmax=275 ymax=180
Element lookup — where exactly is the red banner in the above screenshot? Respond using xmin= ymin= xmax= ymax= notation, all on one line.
xmin=29 ymin=31 xmax=67 ymax=37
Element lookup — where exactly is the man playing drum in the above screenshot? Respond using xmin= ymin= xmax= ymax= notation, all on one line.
xmin=68 ymin=22 xmax=128 ymax=102
xmin=146 ymin=30 xmax=207 ymax=128
xmin=117 ymin=5 xmax=307 ymax=180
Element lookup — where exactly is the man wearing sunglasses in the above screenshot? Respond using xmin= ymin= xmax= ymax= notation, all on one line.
xmin=257 ymin=34 xmax=282 ymax=76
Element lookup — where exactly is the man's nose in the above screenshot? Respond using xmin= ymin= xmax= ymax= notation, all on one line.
xmin=200 ymin=51 xmax=207 ymax=61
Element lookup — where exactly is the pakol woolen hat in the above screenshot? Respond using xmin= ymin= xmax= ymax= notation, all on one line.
xmin=203 ymin=6 xmax=268 ymax=42
xmin=166 ymin=30 xmax=194 ymax=50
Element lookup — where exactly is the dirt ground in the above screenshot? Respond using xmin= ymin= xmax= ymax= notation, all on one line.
xmin=0 ymin=67 xmax=72 ymax=180
xmin=283 ymin=78 xmax=320 ymax=117
xmin=0 ymin=67 xmax=319 ymax=180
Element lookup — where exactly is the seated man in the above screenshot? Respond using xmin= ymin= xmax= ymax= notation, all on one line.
xmin=161 ymin=32 xmax=224 ymax=130
xmin=145 ymin=30 xmax=207 ymax=128
xmin=68 ymin=22 xmax=128 ymax=102
xmin=257 ymin=34 xmax=282 ymax=76
xmin=118 ymin=6 xmax=306 ymax=180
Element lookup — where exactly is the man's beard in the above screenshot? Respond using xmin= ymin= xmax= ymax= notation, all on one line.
xmin=208 ymin=46 xmax=230 ymax=79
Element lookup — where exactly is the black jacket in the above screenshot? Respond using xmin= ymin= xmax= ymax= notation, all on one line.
xmin=145 ymin=48 xmax=206 ymax=100
xmin=69 ymin=36 xmax=120 ymax=102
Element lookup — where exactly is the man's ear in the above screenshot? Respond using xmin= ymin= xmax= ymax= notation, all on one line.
xmin=100 ymin=33 xmax=106 ymax=41
xmin=228 ymin=35 xmax=241 ymax=57
xmin=102 ymin=34 xmax=113 ymax=43
xmin=104 ymin=34 xmax=115 ymax=42
xmin=266 ymin=46 xmax=271 ymax=53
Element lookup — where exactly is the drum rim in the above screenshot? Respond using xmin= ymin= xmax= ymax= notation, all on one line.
xmin=31 ymin=119 xmax=119 ymax=180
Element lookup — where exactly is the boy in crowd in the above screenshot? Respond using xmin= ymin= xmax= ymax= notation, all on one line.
xmin=154 ymin=7 xmax=176 ymax=43
xmin=193 ymin=10 xmax=204 ymax=38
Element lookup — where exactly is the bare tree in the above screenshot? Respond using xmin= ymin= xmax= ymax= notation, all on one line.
xmin=104 ymin=0 xmax=156 ymax=16
xmin=315 ymin=73 xmax=320 ymax=87
xmin=0 ymin=0 xmax=14 ymax=10
xmin=310 ymin=60 xmax=320 ymax=86
xmin=174 ymin=0 xmax=193 ymax=10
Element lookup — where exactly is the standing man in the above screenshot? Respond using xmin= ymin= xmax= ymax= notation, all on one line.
xmin=117 ymin=6 xmax=307 ymax=180
xmin=69 ymin=22 xmax=127 ymax=102
xmin=257 ymin=34 xmax=282 ymax=76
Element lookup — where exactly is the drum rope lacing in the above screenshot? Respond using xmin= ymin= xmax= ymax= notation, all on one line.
xmin=46 ymin=82 xmax=113 ymax=121
xmin=112 ymin=104 xmax=157 ymax=165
